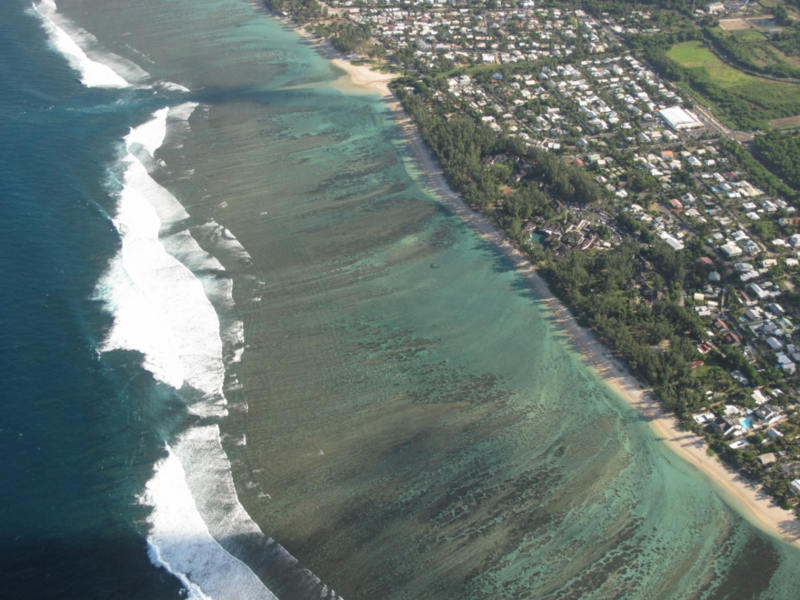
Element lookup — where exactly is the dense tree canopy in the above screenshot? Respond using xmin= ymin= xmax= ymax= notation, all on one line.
xmin=753 ymin=130 xmax=800 ymax=190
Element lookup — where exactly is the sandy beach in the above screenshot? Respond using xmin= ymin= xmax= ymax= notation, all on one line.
xmin=387 ymin=99 xmax=800 ymax=549
xmin=276 ymin=9 xmax=800 ymax=550
xmin=279 ymin=17 xmax=397 ymax=97
xmin=328 ymin=57 xmax=395 ymax=97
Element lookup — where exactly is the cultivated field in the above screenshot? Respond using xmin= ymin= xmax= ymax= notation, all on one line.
xmin=718 ymin=18 xmax=750 ymax=31
xmin=769 ymin=114 xmax=800 ymax=129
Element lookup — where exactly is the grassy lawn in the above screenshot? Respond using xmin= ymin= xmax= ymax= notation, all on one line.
xmin=667 ymin=41 xmax=751 ymax=86
xmin=727 ymin=28 xmax=767 ymax=43
xmin=689 ymin=364 xmax=714 ymax=379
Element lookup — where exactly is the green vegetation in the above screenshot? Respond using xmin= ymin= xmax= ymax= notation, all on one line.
xmin=263 ymin=0 xmax=321 ymax=24
xmin=585 ymin=0 xmax=696 ymax=17
xmin=396 ymin=83 xmax=602 ymax=214
xmin=705 ymin=26 xmax=800 ymax=79
xmin=773 ymin=2 xmax=791 ymax=26
xmin=774 ymin=20 xmax=800 ymax=56
xmin=719 ymin=136 xmax=798 ymax=198
xmin=728 ymin=29 xmax=767 ymax=44
xmin=666 ymin=41 xmax=750 ymax=86
xmin=656 ymin=40 xmax=800 ymax=129
xmin=542 ymin=240 xmax=708 ymax=415
xmin=315 ymin=21 xmax=372 ymax=54
xmin=753 ymin=129 xmax=800 ymax=189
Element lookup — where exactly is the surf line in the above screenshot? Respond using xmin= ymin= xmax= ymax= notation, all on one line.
xmin=30 ymin=0 xmax=143 ymax=88
xmin=96 ymin=106 xmax=342 ymax=600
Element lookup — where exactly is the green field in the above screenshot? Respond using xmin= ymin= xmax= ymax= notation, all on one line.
xmin=666 ymin=40 xmax=800 ymax=128
xmin=667 ymin=41 xmax=751 ymax=85
xmin=727 ymin=28 xmax=767 ymax=43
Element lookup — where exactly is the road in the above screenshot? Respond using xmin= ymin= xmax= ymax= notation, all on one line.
xmin=692 ymin=102 xmax=754 ymax=143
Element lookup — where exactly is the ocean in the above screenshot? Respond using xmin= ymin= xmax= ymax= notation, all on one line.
xmin=2 ymin=0 xmax=800 ymax=598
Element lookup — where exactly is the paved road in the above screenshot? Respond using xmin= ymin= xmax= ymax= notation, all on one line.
xmin=692 ymin=102 xmax=754 ymax=142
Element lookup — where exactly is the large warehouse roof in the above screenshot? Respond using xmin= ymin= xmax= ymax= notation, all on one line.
xmin=657 ymin=106 xmax=703 ymax=130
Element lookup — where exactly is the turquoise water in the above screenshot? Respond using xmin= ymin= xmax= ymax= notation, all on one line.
xmin=5 ymin=0 xmax=800 ymax=597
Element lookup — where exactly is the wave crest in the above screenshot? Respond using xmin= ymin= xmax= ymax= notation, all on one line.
xmin=31 ymin=0 xmax=144 ymax=88
xmin=95 ymin=106 xmax=340 ymax=599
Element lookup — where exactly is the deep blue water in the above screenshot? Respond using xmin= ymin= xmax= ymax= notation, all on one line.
xmin=0 ymin=3 xmax=336 ymax=597
xmin=0 ymin=4 xmax=182 ymax=598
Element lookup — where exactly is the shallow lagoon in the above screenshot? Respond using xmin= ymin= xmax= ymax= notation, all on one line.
xmin=16 ymin=0 xmax=800 ymax=597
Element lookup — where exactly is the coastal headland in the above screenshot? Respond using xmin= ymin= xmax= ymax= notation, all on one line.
xmin=277 ymin=13 xmax=800 ymax=550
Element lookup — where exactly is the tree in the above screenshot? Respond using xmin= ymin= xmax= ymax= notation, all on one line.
xmin=774 ymin=4 xmax=790 ymax=26
xmin=629 ymin=169 xmax=659 ymax=193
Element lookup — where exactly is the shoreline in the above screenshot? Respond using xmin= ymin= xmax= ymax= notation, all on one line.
xmin=276 ymin=10 xmax=800 ymax=549
xmin=390 ymin=99 xmax=800 ymax=549
xmin=277 ymin=15 xmax=397 ymax=97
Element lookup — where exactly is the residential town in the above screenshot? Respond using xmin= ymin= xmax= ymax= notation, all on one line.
xmin=271 ymin=0 xmax=800 ymax=510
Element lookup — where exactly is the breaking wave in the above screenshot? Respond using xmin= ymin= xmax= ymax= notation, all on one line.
xmin=95 ymin=106 xmax=340 ymax=599
xmin=30 ymin=0 xmax=147 ymax=88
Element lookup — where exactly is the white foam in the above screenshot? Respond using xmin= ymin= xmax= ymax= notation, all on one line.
xmin=168 ymin=426 xmax=341 ymax=599
xmin=228 ymin=321 xmax=246 ymax=364
xmin=97 ymin=108 xmax=337 ymax=600
xmin=161 ymin=81 xmax=192 ymax=93
xmin=177 ymin=427 xmax=264 ymax=542
xmin=96 ymin=249 xmax=185 ymax=389
xmin=125 ymin=107 xmax=169 ymax=157
xmin=31 ymin=0 xmax=133 ymax=88
xmin=96 ymin=109 xmax=228 ymax=418
xmin=170 ymin=102 xmax=200 ymax=122
xmin=140 ymin=436 xmax=278 ymax=600
xmin=101 ymin=160 xmax=228 ymax=417
xmin=194 ymin=222 xmax=254 ymax=268
xmin=124 ymin=103 xmax=197 ymax=158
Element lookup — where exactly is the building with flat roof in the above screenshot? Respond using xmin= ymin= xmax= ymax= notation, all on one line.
xmin=657 ymin=106 xmax=703 ymax=131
